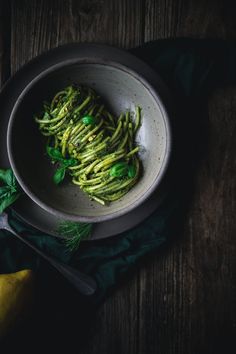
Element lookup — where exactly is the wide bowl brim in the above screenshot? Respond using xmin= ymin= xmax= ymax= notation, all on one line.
xmin=7 ymin=43 xmax=172 ymax=223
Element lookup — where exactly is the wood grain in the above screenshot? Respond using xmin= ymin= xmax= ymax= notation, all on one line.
xmin=1 ymin=1 xmax=235 ymax=353
xmin=0 ymin=1 xmax=11 ymax=85
xmin=144 ymin=0 xmax=236 ymax=40
xmin=139 ymin=2 xmax=236 ymax=353
xmin=10 ymin=0 xmax=144 ymax=74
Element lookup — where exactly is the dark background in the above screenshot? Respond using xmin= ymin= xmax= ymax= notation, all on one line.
xmin=0 ymin=1 xmax=235 ymax=353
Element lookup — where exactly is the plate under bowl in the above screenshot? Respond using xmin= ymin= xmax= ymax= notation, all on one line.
xmin=7 ymin=46 xmax=171 ymax=223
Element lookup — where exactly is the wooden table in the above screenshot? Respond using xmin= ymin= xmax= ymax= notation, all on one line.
xmin=0 ymin=1 xmax=235 ymax=353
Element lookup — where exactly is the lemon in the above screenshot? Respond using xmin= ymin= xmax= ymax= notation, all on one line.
xmin=0 ymin=269 xmax=34 ymax=339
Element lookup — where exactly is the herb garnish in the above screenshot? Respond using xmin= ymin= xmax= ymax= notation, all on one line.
xmin=0 ymin=169 xmax=21 ymax=213
xmin=46 ymin=146 xmax=77 ymax=184
xmin=0 ymin=168 xmax=90 ymax=252
xmin=57 ymin=220 xmax=92 ymax=251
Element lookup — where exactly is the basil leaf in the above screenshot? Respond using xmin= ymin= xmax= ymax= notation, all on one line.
xmin=46 ymin=146 xmax=63 ymax=161
xmin=0 ymin=169 xmax=7 ymax=184
xmin=43 ymin=111 xmax=51 ymax=120
xmin=5 ymin=169 xmax=16 ymax=187
xmin=128 ymin=165 xmax=136 ymax=178
xmin=0 ymin=192 xmax=21 ymax=213
xmin=0 ymin=186 xmax=12 ymax=199
xmin=110 ymin=162 xmax=128 ymax=177
xmin=0 ymin=168 xmax=21 ymax=212
xmin=63 ymin=158 xmax=78 ymax=167
xmin=53 ymin=167 xmax=66 ymax=185
xmin=0 ymin=169 xmax=18 ymax=188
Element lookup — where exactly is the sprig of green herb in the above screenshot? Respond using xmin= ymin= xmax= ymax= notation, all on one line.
xmin=109 ymin=161 xmax=136 ymax=178
xmin=0 ymin=167 xmax=90 ymax=252
xmin=46 ymin=146 xmax=77 ymax=184
xmin=57 ymin=220 xmax=92 ymax=252
xmin=0 ymin=169 xmax=21 ymax=213
xmin=47 ymin=147 xmax=93 ymax=249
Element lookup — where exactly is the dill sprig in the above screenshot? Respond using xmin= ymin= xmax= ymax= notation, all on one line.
xmin=57 ymin=220 xmax=92 ymax=252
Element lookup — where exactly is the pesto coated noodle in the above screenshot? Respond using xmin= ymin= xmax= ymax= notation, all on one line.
xmin=35 ymin=85 xmax=142 ymax=205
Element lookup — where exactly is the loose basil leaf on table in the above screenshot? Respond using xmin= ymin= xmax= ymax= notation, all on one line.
xmin=0 ymin=167 xmax=90 ymax=251
xmin=0 ymin=192 xmax=21 ymax=213
xmin=0 ymin=168 xmax=21 ymax=213
xmin=0 ymin=186 xmax=12 ymax=198
xmin=0 ymin=169 xmax=15 ymax=186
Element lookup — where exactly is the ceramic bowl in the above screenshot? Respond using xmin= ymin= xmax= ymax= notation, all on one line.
xmin=7 ymin=45 xmax=171 ymax=223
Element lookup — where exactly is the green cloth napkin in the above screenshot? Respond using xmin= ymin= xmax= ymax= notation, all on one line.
xmin=1 ymin=39 xmax=236 ymax=338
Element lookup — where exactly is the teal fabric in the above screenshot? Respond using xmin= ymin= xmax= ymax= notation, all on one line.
xmin=1 ymin=40 xmax=236 ymax=339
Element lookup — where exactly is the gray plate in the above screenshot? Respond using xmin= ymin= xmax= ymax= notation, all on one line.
xmin=0 ymin=44 xmax=170 ymax=239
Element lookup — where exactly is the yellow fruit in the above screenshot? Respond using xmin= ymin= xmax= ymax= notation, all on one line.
xmin=0 ymin=269 xmax=34 ymax=339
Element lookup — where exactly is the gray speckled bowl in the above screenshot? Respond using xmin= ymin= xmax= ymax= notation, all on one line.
xmin=7 ymin=44 xmax=171 ymax=223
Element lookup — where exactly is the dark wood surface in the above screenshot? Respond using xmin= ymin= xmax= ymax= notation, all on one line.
xmin=0 ymin=1 xmax=235 ymax=353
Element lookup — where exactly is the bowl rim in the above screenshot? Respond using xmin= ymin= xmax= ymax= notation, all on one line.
xmin=7 ymin=49 xmax=172 ymax=223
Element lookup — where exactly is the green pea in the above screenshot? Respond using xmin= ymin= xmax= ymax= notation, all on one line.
xmin=110 ymin=162 xmax=128 ymax=177
xmin=82 ymin=115 xmax=96 ymax=125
